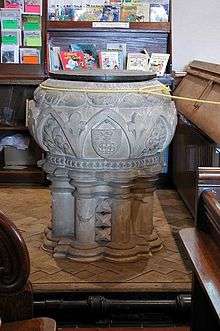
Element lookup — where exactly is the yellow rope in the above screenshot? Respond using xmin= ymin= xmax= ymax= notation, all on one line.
xmin=39 ymin=83 xmax=165 ymax=94
xmin=145 ymin=91 xmax=220 ymax=106
xmin=39 ymin=82 xmax=220 ymax=106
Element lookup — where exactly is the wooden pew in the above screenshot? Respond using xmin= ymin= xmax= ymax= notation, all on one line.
xmin=0 ymin=210 xmax=56 ymax=331
xmin=172 ymin=61 xmax=220 ymax=218
xmin=180 ymin=167 xmax=220 ymax=331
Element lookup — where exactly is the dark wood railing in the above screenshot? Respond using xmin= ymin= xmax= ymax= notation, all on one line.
xmin=180 ymin=167 xmax=220 ymax=331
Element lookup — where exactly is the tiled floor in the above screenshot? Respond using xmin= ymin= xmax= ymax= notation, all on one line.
xmin=0 ymin=187 xmax=193 ymax=293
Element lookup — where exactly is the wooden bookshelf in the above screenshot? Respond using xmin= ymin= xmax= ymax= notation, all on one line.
xmin=0 ymin=0 xmax=47 ymax=184
xmin=0 ymin=0 xmax=47 ymax=82
xmin=0 ymin=1 xmax=172 ymax=185
xmin=0 ymin=83 xmax=46 ymax=185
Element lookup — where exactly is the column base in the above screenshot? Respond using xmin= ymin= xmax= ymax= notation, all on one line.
xmin=42 ymin=225 xmax=162 ymax=262
xmin=149 ymin=229 xmax=163 ymax=252
xmin=104 ymin=245 xmax=150 ymax=262
xmin=43 ymin=225 xmax=103 ymax=261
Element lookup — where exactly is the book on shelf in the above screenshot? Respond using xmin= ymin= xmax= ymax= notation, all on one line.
xmin=100 ymin=4 xmax=120 ymax=22
xmin=48 ymin=0 xmax=75 ymax=21
xmin=74 ymin=4 xmax=104 ymax=21
xmin=1 ymin=45 xmax=19 ymax=63
xmin=1 ymin=30 xmax=21 ymax=45
xmin=70 ymin=43 xmax=99 ymax=69
xmin=84 ymin=5 xmax=103 ymax=21
xmin=22 ymin=14 xmax=41 ymax=30
xmin=47 ymin=0 xmax=169 ymax=22
xmin=136 ymin=3 xmax=149 ymax=22
xmin=4 ymin=0 xmax=23 ymax=11
xmin=106 ymin=42 xmax=126 ymax=68
xmin=24 ymin=0 xmax=42 ymax=15
xmin=150 ymin=4 xmax=168 ymax=22
xmin=0 ymin=8 xmax=21 ymax=30
xmin=59 ymin=50 xmax=87 ymax=70
xmin=121 ymin=3 xmax=150 ymax=22
xmin=148 ymin=53 xmax=170 ymax=76
xmin=109 ymin=0 xmax=122 ymax=4
xmin=0 ymin=7 xmax=42 ymax=66
xmin=49 ymin=46 xmax=61 ymax=71
xmin=127 ymin=52 xmax=149 ymax=71
xmin=20 ymin=47 xmax=40 ymax=64
xmin=48 ymin=0 xmax=59 ymax=20
xmin=121 ymin=4 xmax=137 ymax=22
xmin=73 ymin=4 xmax=87 ymax=21
xmin=99 ymin=50 xmax=121 ymax=70
xmin=109 ymin=0 xmax=122 ymax=5
xmin=23 ymin=30 xmax=42 ymax=46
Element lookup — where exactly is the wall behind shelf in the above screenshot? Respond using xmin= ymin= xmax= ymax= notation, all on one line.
xmin=172 ymin=0 xmax=220 ymax=71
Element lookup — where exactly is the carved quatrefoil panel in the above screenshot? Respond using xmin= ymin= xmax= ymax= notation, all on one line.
xmin=95 ymin=199 xmax=112 ymax=243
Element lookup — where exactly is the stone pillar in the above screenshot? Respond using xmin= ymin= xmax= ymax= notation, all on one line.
xmin=49 ymin=174 xmax=75 ymax=238
xmin=104 ymin=180 xmax=141 ymax=262
xmin=43 ymin=173 xmax=75 ymax=256
xmin=131 ymin=174 xmax=162 ymax=254
xmin=68 ymin=173 xmax=103 ymax=261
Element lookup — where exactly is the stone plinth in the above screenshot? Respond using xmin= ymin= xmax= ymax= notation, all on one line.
xmin=28 ymin=72 xmax=177 ymax=262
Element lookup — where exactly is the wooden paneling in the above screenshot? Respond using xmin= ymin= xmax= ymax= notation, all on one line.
xmin=171 ymin=114 xmax=220 ymax=217
xmin=48 ymin=29 xmax=169 ymax=61
xmin=180 ymin=227 xmax=220 ymax=331
xmin=174 ymin=61 xmax=220 ymax=144
xmin=0 ymin=84 xmax=46 ymax=184
xmin=180 ymin=228 xmax=220 ymax=316
xmin=172 ymin=61 xmax=220 ymax=216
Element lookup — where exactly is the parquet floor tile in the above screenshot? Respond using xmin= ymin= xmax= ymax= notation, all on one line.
xmin=0 ymin=187 xmax=193 ymax=292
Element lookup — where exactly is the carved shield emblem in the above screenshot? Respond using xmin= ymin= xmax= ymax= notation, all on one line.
xmin=91 ymin=127 xmax=122 ymax=158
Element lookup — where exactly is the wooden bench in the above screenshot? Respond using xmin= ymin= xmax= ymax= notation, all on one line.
xmin=180 ymin=167 xmax=220 ymax=331
xmin=0 ymin=210 xmax=56 ymax=331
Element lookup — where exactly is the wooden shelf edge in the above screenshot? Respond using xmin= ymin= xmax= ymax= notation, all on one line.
xmin=0 ymin=64 xmax=46 ymax=83
xmin=0 ymin=166 xmax=46 ymax=185
xmin=0 ymin=126 xmax=29 ymax=131
xmin=47 ymin=21 xmax=171 ymax=32
xmin=0 ymin=166 xmax=42 ymax=173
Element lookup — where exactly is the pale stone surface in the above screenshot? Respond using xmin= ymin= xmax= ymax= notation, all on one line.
xmin=28 ymin=76 xmax=177 ymax=262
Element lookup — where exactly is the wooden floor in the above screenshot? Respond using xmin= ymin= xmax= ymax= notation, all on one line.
xmin=0 ymin=188 xmax=192 ymax=293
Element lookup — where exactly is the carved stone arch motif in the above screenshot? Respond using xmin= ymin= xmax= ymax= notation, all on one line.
xmin=144 ymin=115 xmax=170 ymax=155
xmin=42 ymin=112 xmax=75 ymax=156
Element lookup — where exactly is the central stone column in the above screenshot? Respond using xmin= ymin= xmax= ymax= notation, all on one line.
xmin=28 ymin=71 xmax=177 ymax=262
